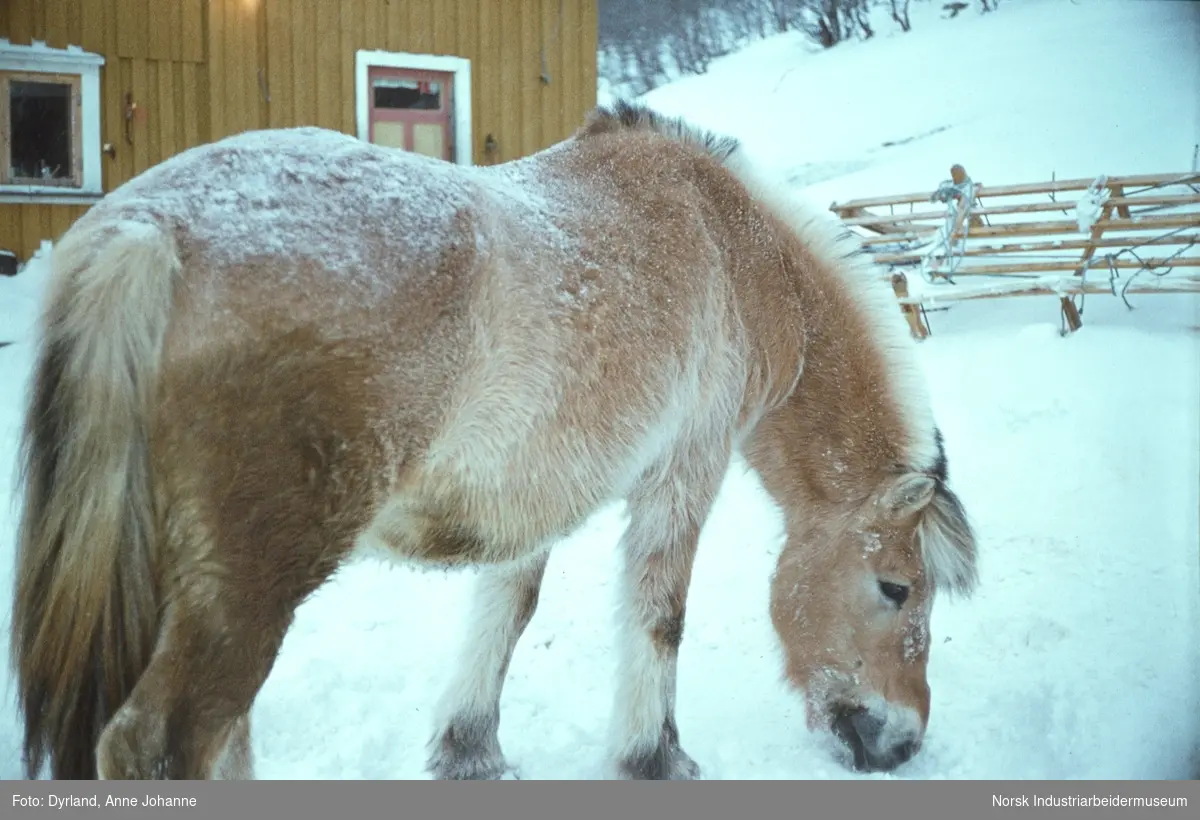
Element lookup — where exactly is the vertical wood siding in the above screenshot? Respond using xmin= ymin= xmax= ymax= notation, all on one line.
xmin=1 ymin=0 xmax=597 ymax=260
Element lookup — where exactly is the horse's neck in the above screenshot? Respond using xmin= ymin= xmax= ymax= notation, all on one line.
xmin=779 ymin=272 xmax=899 ymax=505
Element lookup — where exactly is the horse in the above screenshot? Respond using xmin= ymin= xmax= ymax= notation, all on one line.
xmin=10 ymin=99 xmax=977 ymax=781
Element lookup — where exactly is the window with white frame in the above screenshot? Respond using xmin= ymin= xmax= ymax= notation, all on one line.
xmin=0 ymin=39 xmax=105 ymax=199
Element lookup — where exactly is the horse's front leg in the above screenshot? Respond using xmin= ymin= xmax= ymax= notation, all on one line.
xmin=426 ymin=550 xmax=550 ymax=780
xmin=610 ymin=438 xmax=729 ymax=780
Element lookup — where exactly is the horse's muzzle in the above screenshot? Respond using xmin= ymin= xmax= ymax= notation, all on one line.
xmin=830 ymin=705 xmax=919 ymax=773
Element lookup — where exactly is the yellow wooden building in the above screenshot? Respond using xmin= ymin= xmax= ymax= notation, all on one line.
xmin=0 ymin=0 xmax=598 ymax=262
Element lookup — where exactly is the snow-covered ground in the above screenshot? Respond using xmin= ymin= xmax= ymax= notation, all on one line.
xmin=1 ymin=0 xmax=1197 ymax=780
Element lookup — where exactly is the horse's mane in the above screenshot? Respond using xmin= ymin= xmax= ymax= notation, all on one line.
xmin=578 ymin=99 xmax=743 ymax=165
xmin=577 ymin=100 xmax=865 ymax=262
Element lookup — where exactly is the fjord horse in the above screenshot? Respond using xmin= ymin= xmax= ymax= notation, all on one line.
xmin=11 ymin=100 xmax=977 ymax=781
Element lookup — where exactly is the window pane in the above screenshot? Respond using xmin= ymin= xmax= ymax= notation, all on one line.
xmin=372 ymin=78 xmax=441 ymax=110
xmin=10 ymin=80 xmax=73 ymax=183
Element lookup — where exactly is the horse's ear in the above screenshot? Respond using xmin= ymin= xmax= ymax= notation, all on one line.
xmin=877 ymin=472 xmax=937 ymax=520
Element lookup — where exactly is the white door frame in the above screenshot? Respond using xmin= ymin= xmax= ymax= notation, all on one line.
xmin=354 ymin=49 xmax=472 ymax=166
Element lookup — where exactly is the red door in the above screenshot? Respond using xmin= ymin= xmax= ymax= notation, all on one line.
xmin=367 ymin=66 xmax=454 ymax=161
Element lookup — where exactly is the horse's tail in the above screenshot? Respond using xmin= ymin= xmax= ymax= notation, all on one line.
xmin=11 ymin=218 xmax=181 ymax=780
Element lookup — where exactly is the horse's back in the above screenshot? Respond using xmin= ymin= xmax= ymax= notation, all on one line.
xmin=82 ymin=126 xmax=482 ymax=323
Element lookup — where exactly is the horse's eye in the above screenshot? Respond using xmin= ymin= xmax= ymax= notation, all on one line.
xmin=879 ymin=581 xmax=909 ymax=607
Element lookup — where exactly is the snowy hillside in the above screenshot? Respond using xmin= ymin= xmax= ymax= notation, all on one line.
xmin=1 ymin=0 xmax=1198 ymax=780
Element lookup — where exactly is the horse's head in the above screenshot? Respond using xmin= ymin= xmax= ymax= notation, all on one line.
xmin=770 ymin=469 xmax=977 ymax=773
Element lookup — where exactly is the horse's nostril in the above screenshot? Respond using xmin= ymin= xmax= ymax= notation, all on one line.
xmin=830 ymin=707 xmax=871 ymax=772
xmin=893 ymin=740 xmax=917 ymax=765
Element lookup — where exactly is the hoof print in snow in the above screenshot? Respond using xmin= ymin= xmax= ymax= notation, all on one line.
xmin=1023 ymin=618 xmax=1070 ymax=652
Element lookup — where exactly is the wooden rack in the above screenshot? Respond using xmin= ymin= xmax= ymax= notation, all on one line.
xmin=829 ymin=166 xmax=1200 ymax=337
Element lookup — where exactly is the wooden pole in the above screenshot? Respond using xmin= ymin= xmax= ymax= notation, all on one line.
xmin=1060 ymin=296 xmax=1083 ymax=333
xmin=891 ymin=273 xmax=929 ymax=339
xmin=830 ymin=172 xmax=1200 ymax=211
xmin=871 ymin=233 xmax=1200 ymax=265
xmin=1073 ymin=177 xmax=1117 ymax=278
xmin=836 ymin=193 xmax=1200 ymax=228
xmin=893 ymin=275 xmax=1200 ymax=304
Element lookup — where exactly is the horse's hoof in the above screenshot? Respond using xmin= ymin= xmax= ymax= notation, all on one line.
xmin=618 ymin=745 xmax=701 ymax=781
xmin=673 ymin=752 xmax=701 ymax=780
xmin=428 ymin=752 xmax=514 ymax=781
xmin=427 ymin=718 xmax=512 ymax=780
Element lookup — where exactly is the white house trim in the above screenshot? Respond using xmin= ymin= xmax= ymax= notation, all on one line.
xmin=0 ymin=38 xmax=106 ymax=201
xmin=354 ymin=49 xmax=473 ymax=166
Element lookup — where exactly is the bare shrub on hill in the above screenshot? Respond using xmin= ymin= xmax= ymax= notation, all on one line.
xmin=598 ymin=0 xmax=916 ymax=96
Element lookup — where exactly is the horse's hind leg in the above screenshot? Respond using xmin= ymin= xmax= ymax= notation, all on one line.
xmin=213 ymin=714 xmax=254 ymax=780
xmin=96 ymin=555 xmax=337 ymax=779
xmin=92 ymin=328 xmax=375 ymax=779
xmin=611 ymin=434 xmax=731 ymax=780
xmin=427 ymin=551 xmax=551 ymax=779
